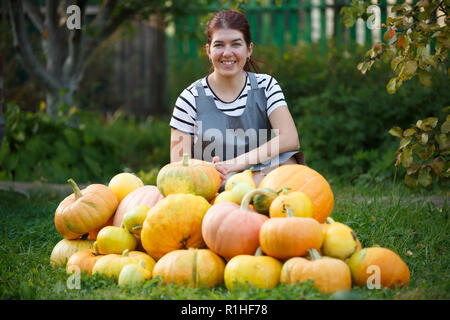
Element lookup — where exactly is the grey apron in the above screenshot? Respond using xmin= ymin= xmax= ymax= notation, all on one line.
xmin=192 ymin=72 xmax=300 ymax=173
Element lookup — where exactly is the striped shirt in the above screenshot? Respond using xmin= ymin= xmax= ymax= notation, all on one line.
xmin=169 ymin=73 xmax=287 ymax=135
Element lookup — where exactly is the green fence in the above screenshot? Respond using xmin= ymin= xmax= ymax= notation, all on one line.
xmin=168 ymin=0 xmax=422 ymax=60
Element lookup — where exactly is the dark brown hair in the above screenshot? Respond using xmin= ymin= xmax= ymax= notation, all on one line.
xmin=206 ymin=10 xmax=272 ymax=75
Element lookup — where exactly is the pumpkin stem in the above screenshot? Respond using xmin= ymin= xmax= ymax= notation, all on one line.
xmin=182 ymin=153 xmax=190 ymax=166
xmin=326 ymin=217 xmax=336 ymax=224
xmin=254 ymin=246 xmax=263 ymax=256
xmin=307 ymin=248 xmax=322 ymax=261
xmin=67 ymin=178 xmax=83 ymax=200
xmin=240 ymin=188 xmax=272 ymax=211
xmin=122 ymin=249 xmax=130 ymax=256
xmin=132 ymin=225 xmax=142 ymax=231
xmin=276 ymin=187 xmax=291 ymax=195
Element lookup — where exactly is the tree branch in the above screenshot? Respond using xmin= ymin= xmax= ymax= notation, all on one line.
xmin=7 ymin=0 xmax=60 ymax=94
xmin=22 ymin=0 xmax=44 ymax=33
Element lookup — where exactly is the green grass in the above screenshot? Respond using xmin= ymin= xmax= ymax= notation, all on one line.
xmin=0 ymin=181 xmax=448 ymax=300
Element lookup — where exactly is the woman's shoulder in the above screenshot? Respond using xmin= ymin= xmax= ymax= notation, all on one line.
xmin=181 ymin=77 xmax=207 ymax=97
xmin=251 ymin=73 xmax=279 ymax=90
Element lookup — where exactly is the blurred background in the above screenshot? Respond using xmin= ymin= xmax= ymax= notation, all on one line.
xmin=0 ymin=0 xmax=448 ymax=186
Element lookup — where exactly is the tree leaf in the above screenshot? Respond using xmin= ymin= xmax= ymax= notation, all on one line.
xmin=387 ymin=77 xmax=397 ymax=94
xmin=406 ymin=162 xmax=421 ymax=175
xmin=435 ymin=133 xmax=450 ymax=151
xmin=400 ymin=146 xmax=413 ymax=168
xmin=404 ymin=60 xmax=418 ymax=76
xmin=418 ymin=166 xmax=433 ymax=187
xmin=389 ymin=126 xmax=403 ymax=138
xmin=403 ymin=128 xmax=417 ymax=137
xmin=404 ymin=172 xmax=418 ymax=188
xmin=441 ymin=118 xmax=450 ymax=134
xmin=430 ymin=156 xmax=446 ymax=176
xmin=400 ymin=136 xmax=413 ymax=149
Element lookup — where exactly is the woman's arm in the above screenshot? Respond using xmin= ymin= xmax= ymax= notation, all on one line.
xmin=170 ymin=128 xmax=194 ymax=162
xmin=214 ymin=105 xmax=300 ymax=174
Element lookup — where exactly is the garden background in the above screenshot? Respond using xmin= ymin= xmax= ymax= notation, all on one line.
xmin=0 ymin=0 xmax=449 ymax=300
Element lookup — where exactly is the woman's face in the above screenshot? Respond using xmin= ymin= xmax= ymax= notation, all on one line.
xmin=206 ymin=28 xmax=253 ymax=78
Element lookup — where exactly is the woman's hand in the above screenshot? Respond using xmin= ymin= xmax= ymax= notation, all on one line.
xmin=212 ymin=156 xmax=247 ymax=182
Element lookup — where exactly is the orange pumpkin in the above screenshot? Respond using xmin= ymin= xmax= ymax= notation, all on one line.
xmin=87 ymin=216 xmax=114 ymax=240
xmin=152 ymin=248 xmax=225 ymax=288
xmin=259 ymin=209 xmax=324 ymax=259
xmin=112 ymin=185 xmax=164 ymax=228
xmin=54 ymin=179 xmax=118 ymax=239
xmin=258 ymin=164 xmax=334 ymax=223
xmin=280 ymin=249 xmax=352 ymax=293
xmin=201 ymin=189 xmax=268 ymax=260
xmin=66 ymin=248 xmax=103 ymax=276
xmin=347 ymin=247 xmax=410 ymax=288
xmin=156 ymin=153 xmax=221 ymax=202
xmin=140 ymin=193 xmax=211 ymax=260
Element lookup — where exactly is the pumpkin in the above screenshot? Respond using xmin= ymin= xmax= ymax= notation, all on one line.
xmin=112 ymin=185 xmax=164 ymax=228
xmin=258 ymin=164 xmax=334 ymax=223
xmin=251 ymin=187 xmax=278 ymax=215
xmin=230 ymin=181 xmax=255 ymax=204
xmin=92 ymin=249 xmax=156 ymax=278
xmin=225 ymin=168 xmax=255 ymax=191
xmin=50 ymin=238 xmax=95 ymax=267
xmin=269 ymin=189 xmax=313 ymax=218
xmin=141 ymin=193 xmax=211 ymax=260
xmin=259 ymin=209 xmax=323 ymax=259
xmin=118 ymin=261 xmax=152 ymax=287
xmin=54 ymin=179 xmax=118 ymax=239
xmin=322 ymin=217 xmax=361 ymax=260
xmin=280 ymin=249 xmax=352 ymax=293
xmin=152 ymin=248 xmax=225 ymax=288
xmin=156 ymin=153 xmax=221 ymax=202
xmin=347 ymin=247 xmax=410 ymax=288
xmin=224 ymin=247 xmax=282 ymax=290
xmin=66 ymin=248 xmax=103 ymax=276
xmin=108 ymin=172 xmax=144 ymax=202
xmin=122 ymin=204 xmax=150 ymax=236
xmin=201 ymin=189 xmax=268 ymax=260
xmin=213 ymin=190 xmax=234 ymax=204
xmin=94 ymin=226 xmax=137 ymax=255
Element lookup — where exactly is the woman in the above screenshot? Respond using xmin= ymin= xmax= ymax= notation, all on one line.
xmin=169 ymin=10 xmax=303 ymax=187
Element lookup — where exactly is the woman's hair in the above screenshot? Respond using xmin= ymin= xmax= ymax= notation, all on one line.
xmin=205 ymin=10 xmax=272 ymax=75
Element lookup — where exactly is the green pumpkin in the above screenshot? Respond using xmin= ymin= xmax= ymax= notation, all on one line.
xmin=251 ymin=188 xmax=279 ymax=215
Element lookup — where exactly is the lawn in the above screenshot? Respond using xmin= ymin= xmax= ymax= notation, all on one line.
xmin=0 ymin=180 xmax=448 ymax=300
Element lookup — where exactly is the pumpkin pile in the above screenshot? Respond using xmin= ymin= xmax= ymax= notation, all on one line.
xmin=50 ymin=154 xmax=410 ymax=292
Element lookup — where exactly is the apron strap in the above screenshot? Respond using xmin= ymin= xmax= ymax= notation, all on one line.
xmin=195 ymin=79 xmax=207 ymax=97
xmin=247 ymin=72 xmax=258 ymax=90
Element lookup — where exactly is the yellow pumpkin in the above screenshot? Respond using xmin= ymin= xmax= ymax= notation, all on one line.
xmin=152 ymin=249 xmax=225 ymax=288
xmin=92 ymin=250 xmax=156 ymax=279
xmin=269 ymin=189 xmax=313 ymax=218
xmin=94 ymin=226 xmax=137 ymax=255
xmin=108 ymin=172 xmax=144 ymax=202
xmin=122 ymin=204 xmax=150 ymax=236
xmin=321 ymin=217 xmax=361 ymax=260
xmin=225 ymin=168 xmax=255 ymax=191
xmin=280 ymin=249 xmax=352 ymax=293
xmin=50 ymin=238 xmax=95 ymax=267
xmin=118 ymin=261 xmax=152 ymax=287
xmin=141 ymin=193 xmax=211 ymax=260
xmin=213 ymin=190 xmax=235 ymax=204
xmin=156 ymin=153 xmax=221 ymax=202
xmin=224 ymin=247 xmax=282 ymax=290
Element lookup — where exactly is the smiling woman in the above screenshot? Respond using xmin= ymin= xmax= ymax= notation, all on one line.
xmin=169 ymin=10 xmax=303 ymax=187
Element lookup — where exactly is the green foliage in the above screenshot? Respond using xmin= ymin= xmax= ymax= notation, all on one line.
xmin=0 ymin=104 xmax=170 ymax=184
xmin=389 ymin=107 xmax=449 ymax=188
xmin=341 ymin=0 xmax=449 ymax=94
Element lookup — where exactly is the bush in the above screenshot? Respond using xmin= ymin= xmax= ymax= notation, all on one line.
xmin=0 ymin=104 xmax=170 ymax=184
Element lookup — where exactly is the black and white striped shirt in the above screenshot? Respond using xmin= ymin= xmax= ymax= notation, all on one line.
xmin=169 ymin=73 xmax=287 ymax=135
